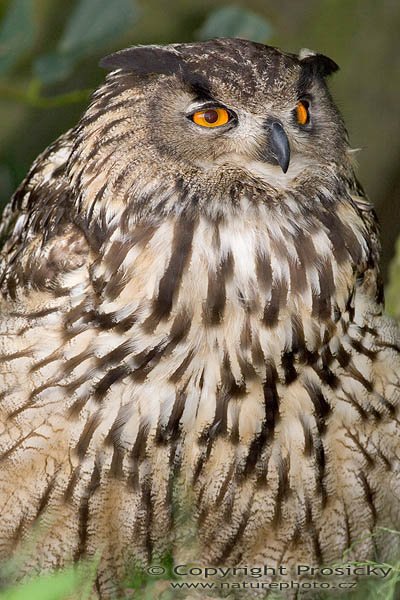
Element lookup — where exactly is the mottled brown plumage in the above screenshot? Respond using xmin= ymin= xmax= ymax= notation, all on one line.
xmin=0 ymin=39 xmax=400 ymax=598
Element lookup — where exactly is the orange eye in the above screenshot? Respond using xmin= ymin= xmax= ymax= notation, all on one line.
xmin=296 ymin=100 xmax=310 ymax=125
xmin=191 ymin=107 xmax=230 ymax=128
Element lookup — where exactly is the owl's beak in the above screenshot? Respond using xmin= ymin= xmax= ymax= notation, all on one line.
xmin=269 ymin=121 xmax=291 ymax=173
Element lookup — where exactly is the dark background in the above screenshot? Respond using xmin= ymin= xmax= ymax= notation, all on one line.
xmin=1 ymin=0 xmax=399 ymax=313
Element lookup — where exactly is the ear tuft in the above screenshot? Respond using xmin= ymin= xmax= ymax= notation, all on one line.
xmin=99 ymin=45 xmax=182 ymax=76
xmin=299 ymin=49 xmax=339 ymax=77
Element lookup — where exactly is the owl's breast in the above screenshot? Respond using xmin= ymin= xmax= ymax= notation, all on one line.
xmin=80 ymin=204 xmax=373 ymax=440
xmin=1 ymin=190 xmax=397 ymax=578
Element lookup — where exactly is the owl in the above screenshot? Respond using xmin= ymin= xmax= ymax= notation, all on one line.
xmin=0 ymin=38 xmax=400 ymax=599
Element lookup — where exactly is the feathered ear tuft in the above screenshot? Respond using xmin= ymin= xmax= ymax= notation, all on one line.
xmin=99 ymin=45 xmax=183 ymax=76
xmin=299 ymin=49 xmax=339 ymax=78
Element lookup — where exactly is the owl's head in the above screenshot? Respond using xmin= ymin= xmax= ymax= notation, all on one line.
xmin=97 ymin=39 xmax=347 ymax=184
xmin=72 ymin=39 xmax=352 ymax=220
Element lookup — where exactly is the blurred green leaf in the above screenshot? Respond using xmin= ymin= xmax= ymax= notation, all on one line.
xmin=386 ymin=235 xmax=400 ymax=320
xmin=59 ymin=0 xmax=138 ymax=55
xmin=0 ymin=555 xmax=99 ymax=600
xmin=34 ymin=0 xmax=139 ymax=85
xmin=34 ymin=52 xmax=80 ymax=86
xmin=0 ymin=0 xmax=36 ymax=74
xmin=197 ymin=6 xmax=272 ymax=43
xmin=0 ymin=568 xmax=79 ymax=600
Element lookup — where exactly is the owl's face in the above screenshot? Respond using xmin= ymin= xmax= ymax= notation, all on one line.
xmin=70 ymin=39 xmax=353 ymax=222
xmin=98 ymin=39 xmax=348 ymax=191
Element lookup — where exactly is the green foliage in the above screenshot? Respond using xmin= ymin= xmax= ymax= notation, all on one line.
xmin=125 ymin=553 xmax=176 ymax=592
xmin=59 ymin=0 xmax=139 ymax=54
xmin=0 ymin=555 xmax=99 ymax=600
xmin=0 ymin=1 xmax=274 ymax=112
xmin=0 ymin=0 xmax=141 ymax=107
xmin=34 ymin=0 xmax=140 ymax=85
xmin=197 ymin=6 xmax=272 ymax=42
xmin=1 ymin=569 xmax=79 ymax=600
xmin=0 ymin=0 xmax=36 ymax=74
xmin=0 ymin=567 xmax=92 ymax=600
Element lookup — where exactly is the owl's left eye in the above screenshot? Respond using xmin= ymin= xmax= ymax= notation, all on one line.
xmin=190 ymin=107 xmax=232 ymax=128
xmin=295 ymin=100 xmax=310 ymax=126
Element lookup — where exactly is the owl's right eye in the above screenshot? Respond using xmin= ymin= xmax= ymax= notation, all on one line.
xmin=190 ymin=107 xmax=233 ymax=128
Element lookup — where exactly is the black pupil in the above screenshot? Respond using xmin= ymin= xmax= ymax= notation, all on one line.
xmin=204 ymin=109 xmax=219 ymax=123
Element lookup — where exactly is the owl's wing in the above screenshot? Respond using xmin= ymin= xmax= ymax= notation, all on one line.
xmin=0 ymin=129 xmax=90 ymax=297
xmin=0 ymin=129 xmax=98 ymax=559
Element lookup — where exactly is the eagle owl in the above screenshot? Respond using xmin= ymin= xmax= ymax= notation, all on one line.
xmin=0 ymin=38 xmax=400 ymax=598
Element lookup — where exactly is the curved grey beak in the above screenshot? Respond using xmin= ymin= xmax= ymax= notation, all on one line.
xmin=269 ymin=121 xmax=291 ymax=173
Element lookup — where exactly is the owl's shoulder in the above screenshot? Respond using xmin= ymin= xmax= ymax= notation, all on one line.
xmin=0 ymin=129 xmax=90 ymax=299
xmin=0 ymin=129 xmax=75 ymax=248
